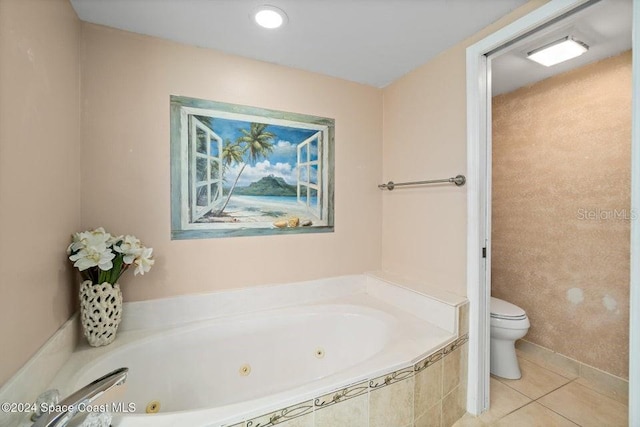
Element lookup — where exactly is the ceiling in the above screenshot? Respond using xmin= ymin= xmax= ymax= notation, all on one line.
xmin=492 ymin=0 xmax=632 ymax=95
xmin=69 ymin=0 xmax=529 ymax=88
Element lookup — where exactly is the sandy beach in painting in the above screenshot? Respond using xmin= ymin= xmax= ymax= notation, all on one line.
xmin=197 ymin=195 xmax=318 ymax=224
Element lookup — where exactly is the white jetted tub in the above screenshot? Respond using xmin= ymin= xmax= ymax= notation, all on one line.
xmin=44 ymin=274 xmax=466 ymax=427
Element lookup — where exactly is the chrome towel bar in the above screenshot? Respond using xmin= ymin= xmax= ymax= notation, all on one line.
xmin=378 ymin=174 xmax=466 ymax=191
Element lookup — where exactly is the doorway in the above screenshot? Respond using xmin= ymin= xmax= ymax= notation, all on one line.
xmin=465 ymin=0 xmax=638 ymax=423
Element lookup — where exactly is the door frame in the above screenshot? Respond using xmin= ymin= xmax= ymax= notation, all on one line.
xmin=465 ymin=0 xmax=639 ymax=421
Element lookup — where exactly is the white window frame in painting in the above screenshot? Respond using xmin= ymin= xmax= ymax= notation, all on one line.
xmin=296 ymin=131 xmax=322 ymax=218
xmin=179 ymin=107 xmax=331 ymax=232
xmin=190 ymin=116 xmax=223 ymax=222
xmin=171 ymin=96 xmax=335 ymax=239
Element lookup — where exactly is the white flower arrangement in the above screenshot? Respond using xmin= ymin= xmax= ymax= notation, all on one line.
xmin=67 ymin=227 xmax=154 ymax=284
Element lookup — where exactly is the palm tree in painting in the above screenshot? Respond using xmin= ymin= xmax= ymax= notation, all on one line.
xmin=215 ymin=123 xmax=275 ymax=215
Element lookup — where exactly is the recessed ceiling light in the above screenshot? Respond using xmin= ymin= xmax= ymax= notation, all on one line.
xmin=253 ymin=5 xmax=288 ymax=29
xmin=527 ymin=37 xmax=589 ymax=67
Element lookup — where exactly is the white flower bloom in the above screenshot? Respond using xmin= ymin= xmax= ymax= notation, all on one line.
xmin=68 ymin=230 xmax=115 ymax=271
xmin=90 ymin=227 xmax=111 ymax=241
xmin=68 ymin=228 xmax=154 ymax=281
xmin=93 ymin=228 xmax=112 ymax=249
xmin=69 ymin=245 xmax=115 ymax=271
xmin=67 ymin=232 xmax=81 ymax=255
xmin=68 ymin=227 xmax=112 ymax=254
xmin=108 ymin=234 xmax=123 ymax=246
xmin=133 ymin=247 xmax=154 ymax=276
xmin=87 ymin=230 xmax=111 ymax=248
xmin=68 ymin=230 xmax=90 ymax=254
xmin=115 ymin=235 xmax=143 ymax=264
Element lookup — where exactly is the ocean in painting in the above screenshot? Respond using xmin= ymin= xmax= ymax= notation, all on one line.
xmin=196 ymin=195 xmax=319 ymax=224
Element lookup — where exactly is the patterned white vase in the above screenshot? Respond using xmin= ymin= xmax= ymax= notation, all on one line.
xmin=79 ymin=280 xmax=123 ymax=347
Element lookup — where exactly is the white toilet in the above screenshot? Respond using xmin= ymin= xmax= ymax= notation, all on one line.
xmin=490 ymin=297 xmax=530 ymax=379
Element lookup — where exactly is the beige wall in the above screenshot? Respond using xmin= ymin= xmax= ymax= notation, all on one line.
xmin=381 ymin=0 xmax=549 ymax=296
xmin=79 ymin=24 xmax=383 ymax=302
xmin=0 ymin=0 xmax=81 ymax=385
xmin=492 ymin=52 xmax=631 ymax=378
xmin=0 ymin=0 xmax=553 ymax=386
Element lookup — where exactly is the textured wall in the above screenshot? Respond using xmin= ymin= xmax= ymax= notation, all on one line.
xmin=381 ymin=0 xmax=549 ymax=296
xmin=0 ymin=0 xmax=81 ymax=385
xmin=80 ymin=24 xmax=383 ymax=302
xmin=492 ymin=51 xmax=632 ymax=378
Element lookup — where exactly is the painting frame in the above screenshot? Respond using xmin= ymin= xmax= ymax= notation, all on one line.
xmin=170 ymin=95 xmax=335 ymax=239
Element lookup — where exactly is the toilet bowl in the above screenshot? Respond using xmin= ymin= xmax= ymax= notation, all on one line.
xmin=490 ymin=297 xmax=530 ymax=379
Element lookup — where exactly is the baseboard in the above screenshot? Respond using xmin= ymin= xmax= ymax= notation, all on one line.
xmin=515 ymin=339 xmax=628 ymax=404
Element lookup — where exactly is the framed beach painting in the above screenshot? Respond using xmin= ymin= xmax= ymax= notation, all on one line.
xmin=170 ymin=96 xmax=335 ymax=239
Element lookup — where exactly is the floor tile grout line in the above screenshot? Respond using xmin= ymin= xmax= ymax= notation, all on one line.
xmin=490 ymin=374 xmax=534 ymax=401
xmin=493 ymin=372 xmax=571 ymax=401
xmin=490 ymin=376 xmax=626 ymax=427
xmin=502 ymin=387 xmax=533 ymax=408
xmin=530 ymin=376 xmax=574 ymax=401
xmin=485 ymin=376 xmax=533 ymax=424
xmin=570 ymin=378 xmax=630 ymax=405
xmin=516 ymin=353 xmax=628 ymax=404
xmin=543 ymin=376 xmax=629 ymax=410
xmin=485 ymin=358 xmax=627 ymax=427
xmin=534 ymin=397 xmax=583 ymax=426
xmin=533 ymin=378 xmax=623 ymax=427
xmin=493 ymin=401 xmax=581 ymax=427
xmin=516 ymin=344 xmax=629 ymax=382
xmin=490 ymin=397 xmax=533 ymax=423
xmin=516 ymin=354 xmax=577 ymax=381
xmin=492 ymin=377 xmax=524 ymax=397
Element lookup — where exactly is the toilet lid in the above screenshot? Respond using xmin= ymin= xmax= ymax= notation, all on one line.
xmin=490 ymin=297 xmax=526 ymax=319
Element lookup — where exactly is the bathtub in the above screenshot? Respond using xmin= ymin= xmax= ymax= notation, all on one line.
xmin=42 ymin=274 xmax=468 ymax=427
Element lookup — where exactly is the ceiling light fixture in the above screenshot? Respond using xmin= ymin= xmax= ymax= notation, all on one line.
xmin=253 ymin=5 xmax=287 ymax=29
xmin=527 ymin=36 xmax=589 ymax=67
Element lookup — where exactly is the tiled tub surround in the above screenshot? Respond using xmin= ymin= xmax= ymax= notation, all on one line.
xmin=3 ymin=274 xmax=468 ymax=427
xmin=229 ymin=335 xmax=468 ymax=427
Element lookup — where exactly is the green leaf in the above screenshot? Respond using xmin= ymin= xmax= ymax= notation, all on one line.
xmin=98 ymin=270 xmax=108 ymax=284
xmin=111 ymin=254 xmax=124 ymax=284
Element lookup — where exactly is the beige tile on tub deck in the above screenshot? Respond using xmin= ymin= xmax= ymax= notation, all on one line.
xmin=494 ymin=402 xmax=579 ymax=427
xmin=246 ymin=400 xmax=313 ymax=427
xmin=477 ymin=378 xmax=531 ymax=424
xmin=443 ymin=346 xmax=463 ymax=396
xmin=315 ymin=393 xmax=368 ymax=427
xmin=495 ymin=357 xmax=571 ymax=399
xmin=273 ymin=413 xmax=314 ymax=427
xmin=442 ymin=384 xmax=466 ymax=427
xmin=458 ymin=302 xmax=469 ymax=336
xmin=414 ymin=402 xmax=441 ymax=427
xmin=414 ymin=359 xmax=443 ymax=418
xmin=538 ymin=381 xmax=628 ymax=427
xmin=370 ymin=376 xmax=414 ymax=427
xmin=461 ymin=342 xmax=468 ymax=383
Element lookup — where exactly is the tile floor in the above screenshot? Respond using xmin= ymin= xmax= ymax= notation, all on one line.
xmin=452 ymin=355 xmax=628 ymax=427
